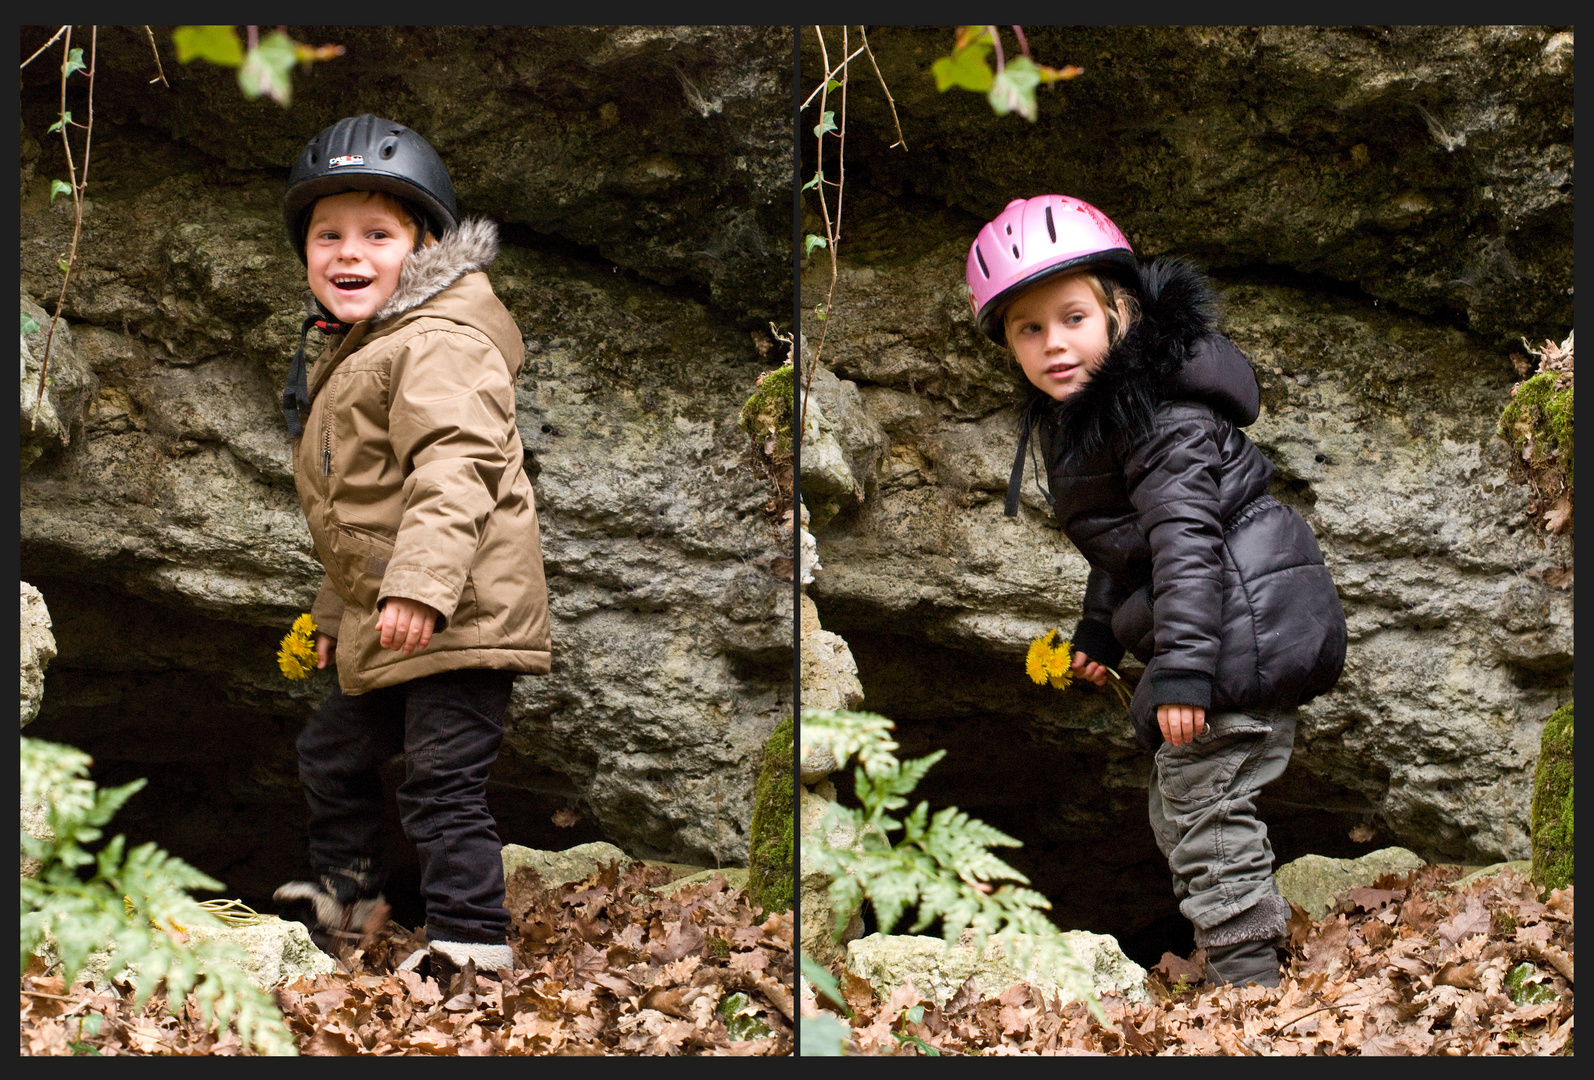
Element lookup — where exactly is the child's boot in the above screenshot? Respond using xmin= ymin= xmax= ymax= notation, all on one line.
xmin=274 ymin=863 xmax=388 ymax=954
xmin=1196 ymin=892 xmax=1289 ymax=988
xmin=1203 ymin=938 xmax=1283 ymax=988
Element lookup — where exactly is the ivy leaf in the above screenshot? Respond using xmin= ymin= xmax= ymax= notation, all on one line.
xmin=801 ymin=169 xmax=824 ymax=192
xmin=804 ymin=233 xmax=829 ymax=257
xmin=58 ymin=256 xmax=72 ymax=274
xmin=813 ymin=110 xmax=837 ymax=138
xmin=173 ymin=25 xmax=245 ymax=68
xmin=21 ymin=312 xmax=41 ymax=335
xmin=237 ymin=30 xmax=299 ymax=106
xmin=825 ymin=78 xmax=842 ymax=92
xmin=49 ymin=179 xmax=72 ymax=204
xmin=47 ymin=111 xmax=72 ymax=135
xmin=932 ymin=36 xmax=994 ymax=93
xmin=63 ymin=47 xmax=87 ymax=78
xmin=814 ymin=303 xmax=828 ymax=322
xmin=987 ymin=55 xmax=1043 ymax=121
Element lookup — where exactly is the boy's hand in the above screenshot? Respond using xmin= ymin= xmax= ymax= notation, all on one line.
xmin=377 ymin=597 xmax=439 ymax=655
xmin=316 ymin=634 xmax=337 ymax=669
xmin=1158 ymin=704 xmax=1206 ymax=747
xmin=1071 ymin=651 xmax=1109 ymax=686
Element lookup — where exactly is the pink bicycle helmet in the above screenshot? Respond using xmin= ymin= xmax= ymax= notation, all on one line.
xmin=966 ymin=195 xmax=1137 ymax=344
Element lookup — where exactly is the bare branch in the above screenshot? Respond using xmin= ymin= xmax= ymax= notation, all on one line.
xmin=859 ymin=27 xmax=906 ymax=152
xmin=800 ymin=43 xmax=867 ymax=110
xmin=145 ymin=25 xmax=169 ymax=86
xmin=20 ymin=26 xmax=67 ymax=71
xmin=988 ymin=26 xmax=1005 ymax=72
xmin=1011 ymin=25 xmax=1031 ymax=60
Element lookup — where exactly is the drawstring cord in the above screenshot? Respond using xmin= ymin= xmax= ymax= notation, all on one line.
xmin=1004 ymin=398 xmax=1054 ymax=518
xmin=281 ymin=306 xmax=350 ymax=438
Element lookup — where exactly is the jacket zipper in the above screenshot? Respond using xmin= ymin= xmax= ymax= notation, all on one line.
xmin=320 ymin=372 xmax=339 ymax=477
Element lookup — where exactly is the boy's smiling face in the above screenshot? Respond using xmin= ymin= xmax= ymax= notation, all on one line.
xmin=1004 ymin=273 xmax=1116 ymax=402
xmin=305 ymin=191 xmax=416 ymax=324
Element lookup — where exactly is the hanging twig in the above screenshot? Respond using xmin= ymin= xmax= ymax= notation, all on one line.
xmin=987 ymin=26 xmax=1005 ymax=72
xmin=144 ymin=26 xmax=168 ymax=85
xmin=20 ymin=26 xmax=67 ymax=71
xmin=799 ymin=26 xmax=844 ymax=440
xmin=32 ymin=26 xmax=95 ymax=428
xmin=858 ymin=28 xmax=906 ymax=151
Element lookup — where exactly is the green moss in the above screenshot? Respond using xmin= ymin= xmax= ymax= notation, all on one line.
xmin=1530 ymin=700 xmax=1573 ymax=893
xmin=1500 ymin=373 xmax=1574 ymax=487
xmin=747 ymin=717 xmax=795 ymax=916
xmin=739 ymin=362 xmax=795 ymax=458
xmin=1505 ymin=962 xmax=1559 ymax=1007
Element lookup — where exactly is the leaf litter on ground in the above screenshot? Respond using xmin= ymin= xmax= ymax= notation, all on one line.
xmin=22 ymin=861 xmax=792 ymax=1056
xmin=802 ymin=865 xmax=1572 ymax=1056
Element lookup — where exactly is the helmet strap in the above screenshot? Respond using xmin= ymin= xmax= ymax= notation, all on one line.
xmin=1004 ymin=398 xmax=1055 ymax=518
xmin=281 ymin=302 xmax=352 ymax=438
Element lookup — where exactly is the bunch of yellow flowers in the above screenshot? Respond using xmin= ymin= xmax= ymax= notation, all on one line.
xmin=277 ymin=613 xmax=317 ymax=680
xmin=1025 ymin=628 xmax=1075 ymax=689
xmin=1024 ymin=627 xmax=1132 ymax=710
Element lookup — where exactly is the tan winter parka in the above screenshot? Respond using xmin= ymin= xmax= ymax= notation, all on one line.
xmin=293 ymin=219 xmax=550 ymax=693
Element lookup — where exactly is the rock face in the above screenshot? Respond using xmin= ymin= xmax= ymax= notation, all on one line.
xmin=20 ymin=582 xmax=55 ymax=728
xmin=19 ymin=27 xmax=792 ymax=914
xmin=798 ymin=26 xmax=1572 ymax=962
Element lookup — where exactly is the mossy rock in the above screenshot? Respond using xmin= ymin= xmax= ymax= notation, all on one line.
xmin=1530 ymin=701 xmax=1573 ymax=892
xmin=739 ymin=362 xmax=794 ymax=458
xmin=1499 ymin=371 xmax=1574 ymax=487
xmin=746 ymin=716 xmax=794 ymax=916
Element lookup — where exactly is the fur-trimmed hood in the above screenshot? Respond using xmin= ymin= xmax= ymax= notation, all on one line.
xmin=1039 ymin=258 xmax=1259 ymax=458
xmin=374 ymin=216 xmax=501 ymax=322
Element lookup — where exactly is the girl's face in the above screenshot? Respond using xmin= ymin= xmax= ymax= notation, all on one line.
xmin=1003 ymin=274 xmax=1116 ymax=402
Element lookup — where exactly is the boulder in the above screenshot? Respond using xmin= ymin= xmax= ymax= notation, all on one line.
xmin=1276 ymin=847 xmax=1428 ymax=919
xmin=652 ymin=867 xmax=751 ymax=899
xmin=844 ymin=929 xmax=1149 ymax=1009
xmin=1451 ymin=860 xmax=1534 ymax=893
xmin=501 ymin=842 xmax=638 ymax=889
xmin=20 ymin=581 xmax=54 ymax=727
xmin=185 ymin=917 xmax=338 ymax=990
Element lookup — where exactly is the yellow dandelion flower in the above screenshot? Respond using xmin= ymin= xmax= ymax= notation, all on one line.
xmin=277 ymin=613 xmax=318 ymax=680
xmin=1046 ymin=638 xmax=1073 ymax=679
xmin=1025 ymin=629 xmax=1057 ymax=685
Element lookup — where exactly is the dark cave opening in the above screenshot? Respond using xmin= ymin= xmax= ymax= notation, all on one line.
xmin=22 ymin=574 xmax=611 ymax=932
xmin=818 ymin=615 xmax=1383 ymax=971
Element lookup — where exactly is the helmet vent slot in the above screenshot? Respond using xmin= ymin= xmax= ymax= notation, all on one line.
xmin=974 ymin=245 xmax=989 ymax=279
xmin=379 ymin=136 xmax=399 ymax=160
xmin=1011 ymin=244 xmax=1020 ymax=259
xmin=1005 ymin=223 xmax=1012 ymax=235
xmin=1045 ymin=206 xmax=1056 ymax=243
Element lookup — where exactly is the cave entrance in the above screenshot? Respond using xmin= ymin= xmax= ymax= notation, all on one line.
xmin=22 ymin=575 xmax=609 ymax=932
xmin=821 ymin=617 xmax=1381 ymax=970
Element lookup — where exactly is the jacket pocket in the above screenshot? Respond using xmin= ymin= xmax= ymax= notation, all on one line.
xmin=332 ymin=524 xmax=395 ymax=612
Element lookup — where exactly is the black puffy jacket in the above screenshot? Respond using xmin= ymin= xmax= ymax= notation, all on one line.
xmin=1007 ymin=259 xmax=1346 ymax=749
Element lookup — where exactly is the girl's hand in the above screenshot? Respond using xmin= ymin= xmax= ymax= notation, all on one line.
xmin=1071 ymin=651 xmax=1109 ymax=686
xmin=377 ymin=597 xmax=439 ymax=655
xmin=315 ymin=633 xmax=337 ymax=669
xmin=1158 ymin=704 xmax=1206 ymax=747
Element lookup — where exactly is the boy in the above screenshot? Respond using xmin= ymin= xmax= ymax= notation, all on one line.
xmin=272 ymin=114 xmax=550 ymax=977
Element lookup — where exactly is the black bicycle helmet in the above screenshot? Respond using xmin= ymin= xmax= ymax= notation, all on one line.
xmin=283 ymin=114 xmax=458 ymax=263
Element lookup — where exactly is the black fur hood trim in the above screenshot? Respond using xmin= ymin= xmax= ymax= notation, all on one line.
xmin=1041 ymin=256 xmax=1221 ymax=457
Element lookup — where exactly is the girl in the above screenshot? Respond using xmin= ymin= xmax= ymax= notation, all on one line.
xmin=967 ymin=195 xmax=1347 ymax=987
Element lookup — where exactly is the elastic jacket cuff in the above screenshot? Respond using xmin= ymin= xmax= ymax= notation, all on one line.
xmin=1070 ymin=618 xmax=1124 ymax=671
xmin=1146 ymin=669 xmax=1212 ymax=712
